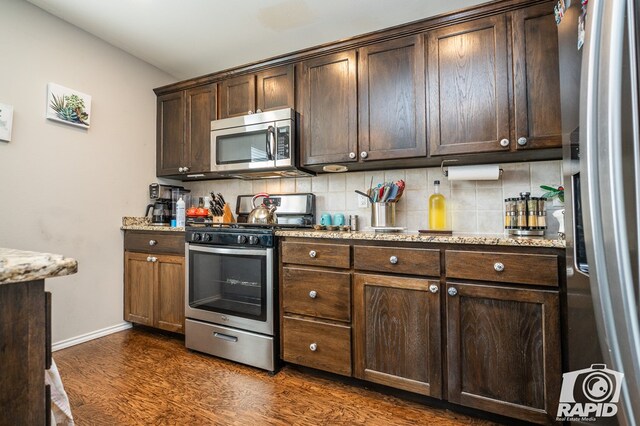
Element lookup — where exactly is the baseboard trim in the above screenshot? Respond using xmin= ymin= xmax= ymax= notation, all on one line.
xmin=52 ymin=322 xmax=133 ymax=352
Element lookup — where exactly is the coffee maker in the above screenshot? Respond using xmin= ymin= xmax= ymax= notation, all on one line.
xmin=146 ymin=183 xmax=189 ymax=226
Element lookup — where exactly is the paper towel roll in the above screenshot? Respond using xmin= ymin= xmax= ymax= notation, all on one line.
xmin=447 ymin=164 xmax=500 ymax=181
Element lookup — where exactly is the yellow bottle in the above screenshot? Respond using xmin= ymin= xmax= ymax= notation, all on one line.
xmin=429 ymin=180 xmax=447 ymax=230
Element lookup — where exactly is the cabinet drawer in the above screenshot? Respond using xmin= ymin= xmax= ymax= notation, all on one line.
xmin=354 ymin=246 xmax=440 ymax=276
xmin=282 ymin=267 xmax=351 ymax=322
xmin=282 ymin=316 xmax=351 ymax=376
xmin=445 ymin=250 xmax=558 ymax=287
xmin=124 ymin=231 xmax=185 ymax=255
xmin=281 ymin=241 xmax=350 ymax=268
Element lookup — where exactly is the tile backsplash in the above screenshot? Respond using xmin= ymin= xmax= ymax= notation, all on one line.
xmin=184 ymin=160 xmax=564 ymax=236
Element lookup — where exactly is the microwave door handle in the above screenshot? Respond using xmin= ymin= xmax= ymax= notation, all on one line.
xmin=266 ymin=126 xmax=275 ymax=161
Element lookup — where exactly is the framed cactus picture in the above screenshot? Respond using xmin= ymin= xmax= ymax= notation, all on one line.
xmin=46 ymin=83 xmax=91 ymax=129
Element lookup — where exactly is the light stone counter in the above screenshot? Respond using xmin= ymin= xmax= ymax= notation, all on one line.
xmin=120 ymin=216 xmax=184 ymax=232
xmin=274 ymin=229 xmax=566 ymax=249
xmin=0 ymin=248 xmax=78 ymax=284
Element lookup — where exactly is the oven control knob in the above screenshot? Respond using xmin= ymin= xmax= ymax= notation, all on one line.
xmin=248 ymin=235 xmax=260 ymax=245
xmin=237 ymin=235 xmax=248 ymax=244
xmin=202 ymin=233 xmax=211 ymax=242
xmin=192 ymin=233 xmax=202 ymax=242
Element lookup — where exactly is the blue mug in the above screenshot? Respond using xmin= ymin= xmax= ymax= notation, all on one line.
xmin=333 ymin=213 xmax=345 ymax=226
xmin=320 ymin=213 xmax=332 ymax=226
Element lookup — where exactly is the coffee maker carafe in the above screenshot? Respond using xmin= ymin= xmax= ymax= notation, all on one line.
xmin=145 ymin=200 xmax=172 ymax=226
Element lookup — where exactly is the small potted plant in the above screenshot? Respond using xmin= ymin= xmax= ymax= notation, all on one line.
xmin=540 ymin=185 xmax=565 ymax=239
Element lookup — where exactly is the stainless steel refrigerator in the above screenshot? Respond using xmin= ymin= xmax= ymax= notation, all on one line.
xmin=561 ymin=0 xmax=640 ymax=425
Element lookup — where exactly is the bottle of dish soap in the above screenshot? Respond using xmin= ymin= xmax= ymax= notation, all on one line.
xmin=429 ymin=180 xmax=446 ymax=230
xmin=176 ymin=196 xmax=186 ymax=227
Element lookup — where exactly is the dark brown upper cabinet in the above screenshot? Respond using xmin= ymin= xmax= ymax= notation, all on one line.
xmin=157 ymin=84 xmax=216 ymax=177
xmin=358 ymin=35 xmax=426 ymax=161
xmin=510 ymin=1 xmax=562 ymax=150
xmin=298 ymin=51 xmax=358 ymax=166
xmin=426 ymin=15 xmax=511 ymax=156
xmin=218 ymin=64 xmax=294 ymax=119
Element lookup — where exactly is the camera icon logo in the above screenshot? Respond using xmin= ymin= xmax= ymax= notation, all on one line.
xmin=557 ymin=364 xmax=624 ymax=420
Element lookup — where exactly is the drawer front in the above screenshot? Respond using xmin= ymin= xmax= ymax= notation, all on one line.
xmin=124 ymin=231 xmax=185 ymax=255
xmin=354 ymin=246 xmax=440 ymax=276
xmin=445 ymin=250 xmax=558 ymax=287
xmin=281 ymin=241 xmax=350 ymax=268
xmin=282 ymin=316 xmax=352 ymax=376
xmin=282 ymin=267 xmax=351 ymax=322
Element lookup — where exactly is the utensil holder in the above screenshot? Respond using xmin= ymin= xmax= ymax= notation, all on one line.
xmin=371 ymin=202 xmax=396 ymax=227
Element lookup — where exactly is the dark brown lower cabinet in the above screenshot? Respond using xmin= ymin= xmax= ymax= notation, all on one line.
xmin=445 ymin=281 xmax=561 ymax=424
xmin=124 ymin=252 xmax=185 ymax=333
xmin=353 ymin=273 xmax=442 ymax=397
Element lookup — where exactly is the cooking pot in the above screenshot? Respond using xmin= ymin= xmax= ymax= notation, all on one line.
xmin=247 ymin=192 xmax=277 ymax=224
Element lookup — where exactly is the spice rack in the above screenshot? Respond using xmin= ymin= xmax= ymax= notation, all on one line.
xmin=505 ymin=192 xmax=547 ymax=236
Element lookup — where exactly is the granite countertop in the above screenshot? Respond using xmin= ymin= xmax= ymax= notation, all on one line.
xmin=121 ymin=216 xmax=184 ymax=232
xmin=274 ymin=229 xmax=566 ymax=248
xmin=0 ymin=248 xmax=78 ymax=284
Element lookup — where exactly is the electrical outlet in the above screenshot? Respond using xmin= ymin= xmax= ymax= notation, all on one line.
xmin=357 ymin=194 xmax=369 ymax=208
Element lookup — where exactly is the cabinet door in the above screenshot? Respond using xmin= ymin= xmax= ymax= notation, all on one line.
xmin=426 ymin=15 xmax=510 ymax=155
xmin=219 ymin=74 xmax=256 ymax=119
xmin=185 ymin=84 xmax=216 ymax=173
xmin=124 ymin=252 xmax=154 ymax=326
xmin=155 ymin=254 xmax=185 ymax=333
xmin=353 ymin=274 xmax=441 ymax=397
xmin=511 ymin=2 xmax=562 ymax=150
xmin=446 ymin=282 xmax=561 ymax=424
xmin=359 ymin=35 xmax=426 ymax=161
xmin=256 ymin=64 xmax=294 ymax=112
xmin=156 ymin=91 xmax=185 ymax=176
xmin=299 ymin=51 xmax=357 ymax=165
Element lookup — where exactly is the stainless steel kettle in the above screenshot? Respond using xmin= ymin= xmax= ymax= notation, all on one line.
xmin=247 ymin=193 xmax=278 ymax=224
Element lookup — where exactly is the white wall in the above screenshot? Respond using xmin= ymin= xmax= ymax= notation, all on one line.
xmin=0 ymin=0 xmax=175 ymax=345
xmin=185 ymin=160 xmax=564 ymax=235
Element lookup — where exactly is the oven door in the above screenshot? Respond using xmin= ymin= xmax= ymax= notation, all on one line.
xmin=211 ymin=122 xmax=277 ymax=173
xmin=186 ymin=244 xmax=274 ymax=335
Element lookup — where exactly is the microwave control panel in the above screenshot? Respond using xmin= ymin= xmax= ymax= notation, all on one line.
xmin=277 ymin=126 xmax=290 ymax=160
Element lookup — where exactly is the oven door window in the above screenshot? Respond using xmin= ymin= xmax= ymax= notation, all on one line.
xmin=189 ymin=249 xmax=267 ymax=321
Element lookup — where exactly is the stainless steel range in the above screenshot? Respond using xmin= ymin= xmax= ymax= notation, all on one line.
xmin=184 ymin=193 xmax=314 ymax=372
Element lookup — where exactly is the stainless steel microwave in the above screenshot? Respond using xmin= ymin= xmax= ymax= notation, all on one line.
xmin=210 ymin=108 xmax=312 ymax=179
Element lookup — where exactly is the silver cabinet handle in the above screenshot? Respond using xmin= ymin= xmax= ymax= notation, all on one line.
xmin=309 ymin=250 xmax=317 ymax=258
xmin=149 ymin=239 xmax=157 ymax=246
xmin=429 ymin=284 xmax=439 ymax=294
xmin=447 ymin=287 xmax=458 ymax=296
xmin=349 ymin=152 xmax=356 ymax=159
xmin=517 ymin=137 xmax=528 ymax=146
xmin=389 ymin=256 xmax=398 ymax=264
xmin=360 ymin=151 xmax=368 ymax=159
xmin=309 ymin=290 xmax=317 ymax=299
xmin=500 ymin=138 xmax=510 ymax=147
xmin=494 ymin=262 xmax=505 ymax=272
xmin=309 ymin=343 xmax=317 ymax=352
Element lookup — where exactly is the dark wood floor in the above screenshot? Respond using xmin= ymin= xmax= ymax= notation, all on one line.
xmin=54 ymin=328 xmax=495 ymax=425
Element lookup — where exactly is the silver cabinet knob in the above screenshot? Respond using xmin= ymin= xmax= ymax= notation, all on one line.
xmin=517 ymin=137 xmax=528 ymax=146
xmin=499 ymin=138 xmax=510 ymax=147
xmin=183 ymin=166 xmax=190 ymax=172
xmin=494 ymin=262 xmax=505 ymax=272
xmin=256 ymin=109 xmax=263 ymax=113
xmin=149 ymin=239 xmax=157 ymax=246
xmin=389 ymin=256 xmax=398 ymax=264
xmin=151 ymin=257 xmax=157 ymax=262
xmin=309 ymin=343 xmax=317 ymax=352
xmin=360 ymin=151 xmax=368 ymax=159
xmin=309 ymin=250 xmax=317 ymax=258
xmin=147 ymin=256 xmax=152 ymax=262
xmin=349 ymin=152 xmax=356 ymax=159
xmin=447 ymin=287 xmax=458 ymax=296
xmin=309 ymin=290 xmax=317 ymax=299
xmin=247 ymin=110 xmax=254 ymax=114
xmin=178 ymin=167 xmax=184 ymax=172
xmin=429 ymin=284 xmax=439 ymax=294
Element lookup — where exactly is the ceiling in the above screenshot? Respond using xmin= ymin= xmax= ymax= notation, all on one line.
xmin=26 ymin=0 xmax=487 ymax=81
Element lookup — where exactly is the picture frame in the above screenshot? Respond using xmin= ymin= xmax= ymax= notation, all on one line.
xmin=0 ymin=102 xmax=14 ymax=142
xmin=46 ymin=83 xmax=91 ymax=129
